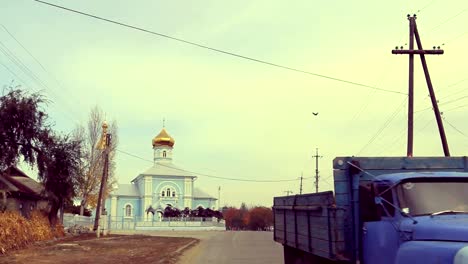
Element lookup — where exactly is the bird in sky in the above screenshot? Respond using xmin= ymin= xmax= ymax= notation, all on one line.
xmin=312 ymin=112 xmax=319 ymax=116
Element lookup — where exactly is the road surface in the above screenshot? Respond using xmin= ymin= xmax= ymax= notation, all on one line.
xmin=178 ymin=231 xmax=283 ymax=264
xmin=111 ymin=230 xmax=283 ymax=264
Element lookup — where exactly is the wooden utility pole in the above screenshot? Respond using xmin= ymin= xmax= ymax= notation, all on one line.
xmin=93 ymin=131 xmax=112 ymax=234
xmin=299 ymin=172 xmax=303 ymax=195
xmin=218 ymin=186 xmax=221 ymax=210
xmin=392 ymin=14 xmax=450 ymax=156
xmin=312 ymin=148 xmax=322 ymax=193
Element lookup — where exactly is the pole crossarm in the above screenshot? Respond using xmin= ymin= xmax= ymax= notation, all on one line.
xmin=392 ymin=50 xmax=444 ymax=55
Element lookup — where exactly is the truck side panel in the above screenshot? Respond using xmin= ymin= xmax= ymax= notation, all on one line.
xmin=273 ymin=192 xmax=346 ymax=260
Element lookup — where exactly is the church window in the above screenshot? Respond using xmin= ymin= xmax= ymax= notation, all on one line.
xmin=125 ymin=204 xmax=132 ymax=217
xmin=163 ymin=151 xmax=167 ymax=158
xmin=161 ymin=191 xmax=165 ymax=197
xmin=172 ymin=191 xmax=176 ymax=197
xmin=166 ymin=188 xmax=171 ymax=197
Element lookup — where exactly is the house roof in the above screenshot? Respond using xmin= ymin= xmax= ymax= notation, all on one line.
xmin=1 ymin=167 xmax=45 ymax=198
xmin=113 ymin=184 xmax=140 ymax=197
xmin=193 ymin=187 xmax=217 ymax=200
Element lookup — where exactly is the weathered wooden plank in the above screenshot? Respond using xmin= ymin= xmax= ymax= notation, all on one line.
xmin=285 ymin=239 xmax=332 ymax=260
xmin=274 ymin=191 xmax=334 ymax=207
xmin=334 ymin=181 xmax=349 ymax=194
xmin=335 ymin=193 xmax=349 ymax=207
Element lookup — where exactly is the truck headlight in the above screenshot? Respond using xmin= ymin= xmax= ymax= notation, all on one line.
xmin=454 ymin=246 xmax=468 ymax=264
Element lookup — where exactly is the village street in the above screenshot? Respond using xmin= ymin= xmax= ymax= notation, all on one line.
xmin=114 ymin=230 xmax=284 ymax=264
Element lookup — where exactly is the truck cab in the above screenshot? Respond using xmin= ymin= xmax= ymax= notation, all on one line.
xmin=363 ymin=172 xmax=468 ymax=264
xmin=273 ymin=157 xmax=468 ymax=264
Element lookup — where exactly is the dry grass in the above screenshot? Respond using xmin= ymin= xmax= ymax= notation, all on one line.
xmin=0 ymin=211 xmax=64 ymax=254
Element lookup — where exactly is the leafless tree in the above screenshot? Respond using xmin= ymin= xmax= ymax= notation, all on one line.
xmin=74 ymin=106 xmax=118 ymax=215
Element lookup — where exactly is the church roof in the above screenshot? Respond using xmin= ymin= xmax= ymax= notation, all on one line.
xmin=193 ymin=187 xmax=217 ymax=200
xmin=152 ymin=128 xmax=175 ymax=147
xmin=139 ymin=163 xmax=196 ymax=178
xmin=113 ymin=184 xmax=140 ymax=197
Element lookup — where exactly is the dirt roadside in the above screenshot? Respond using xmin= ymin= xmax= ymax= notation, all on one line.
xmin=0 ymin=234 xmax=198 ymax=264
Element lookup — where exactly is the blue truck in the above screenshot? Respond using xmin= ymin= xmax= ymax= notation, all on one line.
xmin=273 ymin=156 xmax=468 ymax=264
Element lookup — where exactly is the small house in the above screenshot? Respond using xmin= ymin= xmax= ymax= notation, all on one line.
xmin=0 ymin=167 xmax=48 ymax=217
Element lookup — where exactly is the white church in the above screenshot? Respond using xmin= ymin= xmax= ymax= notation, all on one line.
xmin=105 ymin=127 xmax=217 ymax=220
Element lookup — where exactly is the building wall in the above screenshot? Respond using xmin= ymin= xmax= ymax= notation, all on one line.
xmin=193 ymin=198 xmax=216 ymax=210
xmin=152 ymin=177 xmax=186 ymax=209
xmin=115 ymin=197 xmax=141 ymax=218
xmin=5 ymin=196 xmax=43 ymax=218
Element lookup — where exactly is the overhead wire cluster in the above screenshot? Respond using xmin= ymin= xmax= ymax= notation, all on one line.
xmin=116 ymin=149 xmax=311 ymax=183
xmin=3 ymin=1 xmax=467 ymax=170
xmin=0 ymin=24 xmax=80 ymax=123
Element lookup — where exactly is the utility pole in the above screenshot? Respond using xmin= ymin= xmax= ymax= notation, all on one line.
xmin=392 ymin=14 xmax=449 ymax=156
xmin=218 ymin=186 xmax=221 ymax=210
xmin=284 ymin=190 xmax=293 ymax=196
xmin=94 ymin=123 xmax=112 ymax=235
xmin=312 ymin=148 xmax=322 ymax=193
xmin=299 ymin=172 xmax=303 ymax=195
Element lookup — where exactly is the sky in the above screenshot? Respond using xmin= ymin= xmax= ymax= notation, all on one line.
xmin=1 ymin=0 xmax=468 ymax=207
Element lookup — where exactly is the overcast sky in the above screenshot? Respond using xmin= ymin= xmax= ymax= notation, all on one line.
xmin=2 ymin=0 xmax=468 ymax=207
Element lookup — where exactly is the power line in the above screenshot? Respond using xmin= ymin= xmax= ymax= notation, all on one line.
xmin=444 ymin=103 xmax=468 ymax=112
xmin=34 ymin=0 xmax=406 ymax=96
xmin=0 ymin=26 xmax=80 ymax=122
xmin=417 ymin=0 xmax=437 ymax=13
xmin=116 ymin=149 xmax=302 ymax=183
xmin=0 ymin=24 xmax=78 ymax=108
xmin=430 ymin=7 xmax=468 ymax=32
xmin=443 ymin=116 xmax=468 ymax=138
xmin=357 ymin=96 xmax=408 ymax=155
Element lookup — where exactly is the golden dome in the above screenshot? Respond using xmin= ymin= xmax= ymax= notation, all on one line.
xmin=152 ymin=128 xmax=175 ymax=147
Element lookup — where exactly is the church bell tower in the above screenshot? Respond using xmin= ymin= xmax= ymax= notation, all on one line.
xmin=152 ymin=127 xmax=175 ymax=163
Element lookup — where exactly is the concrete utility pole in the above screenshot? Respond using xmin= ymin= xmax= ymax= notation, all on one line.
xmin=93 ymin=130 xmax=112 ymax=235
xmin=284 ymin=190 xmax=293 ymax=196
xmin=392 ymin=14 xmax=449 ymax=157
xmin=299 ymin=172 xmax=303 ymax=195
xmin=312 ymin=148 xmax=322 ymax=193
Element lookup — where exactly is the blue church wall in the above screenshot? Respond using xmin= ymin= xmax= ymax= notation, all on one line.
xmin=116 ymin=197 xmax=141 ymax=217
xmin=151 ymin=177 xmax=186 ymax=209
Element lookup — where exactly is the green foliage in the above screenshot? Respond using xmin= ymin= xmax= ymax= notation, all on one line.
xmin=0 ymin=87 xmax=82 ymax=226
xmin=0 ymin=89 xmax=49 ymax=171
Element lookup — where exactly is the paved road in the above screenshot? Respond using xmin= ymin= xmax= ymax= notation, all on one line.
xmin=111 ymin=230 xmax=283 ymax=264
xmin=178 ymin=231 xmax=283 ymax=264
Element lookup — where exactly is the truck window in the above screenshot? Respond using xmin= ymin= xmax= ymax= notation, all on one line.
xmin=360 ymin=183 xmax=380 ymax=222
xmin=376 ymin=185 xmax=395 ymax=217
xmin=397 ymin=180 xmax=468 ymax=216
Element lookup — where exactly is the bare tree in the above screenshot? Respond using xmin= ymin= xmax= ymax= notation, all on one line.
xmin=75 ymin=106 xmax=118 ymax=215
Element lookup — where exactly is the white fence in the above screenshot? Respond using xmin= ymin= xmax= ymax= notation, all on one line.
xmin=62 ymin=214 xmax=226 ymax=231
xmin=108 ymin=216 xmax=226 ymax=231
xmin=63 ymin=213 xmax=94 ymax=229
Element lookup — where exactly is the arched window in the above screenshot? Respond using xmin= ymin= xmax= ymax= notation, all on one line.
xmin=160 ymin=186 xmax=177 ymax=199
xmin=163 ymin=151 xmax=167 ymax=158
xmin=125 ymin=204 xmax=132 ymax=217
